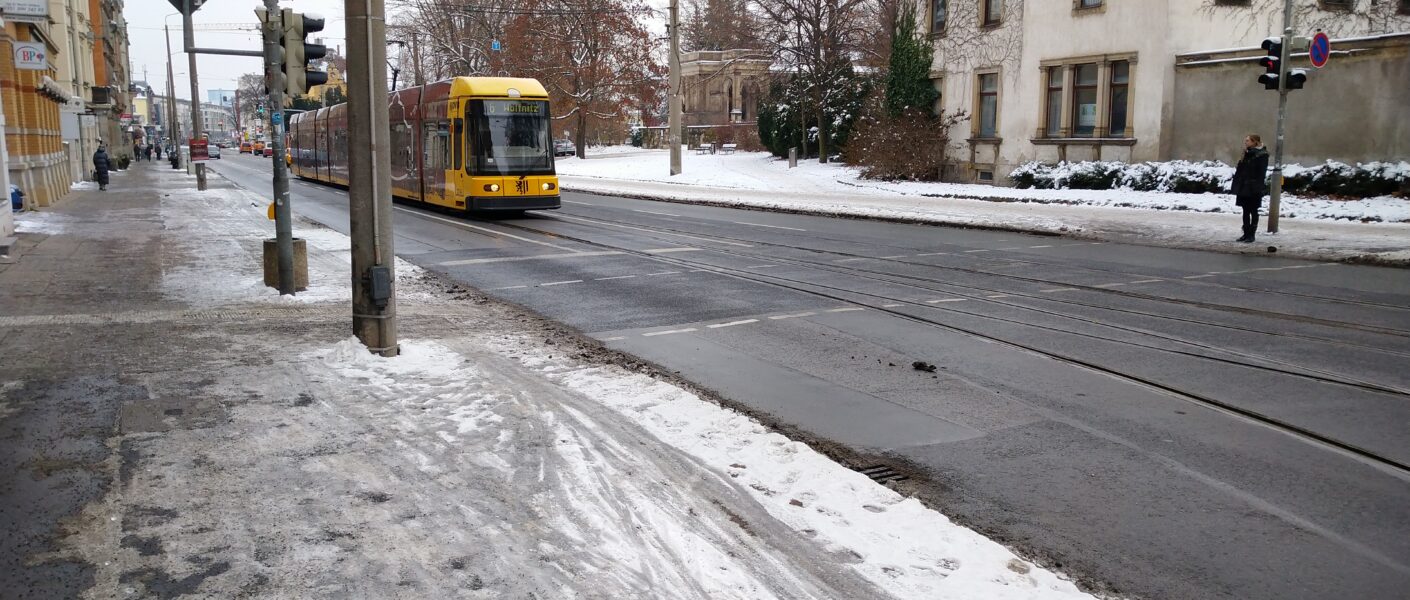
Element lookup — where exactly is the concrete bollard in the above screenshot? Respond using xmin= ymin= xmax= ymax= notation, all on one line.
xmin=789 ymin=147 xmax=797 ymax=169
xmin=262 ymin=237 xmax=308 ymax=292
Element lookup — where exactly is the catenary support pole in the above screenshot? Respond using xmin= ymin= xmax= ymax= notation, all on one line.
xmin=261 ymin=0 xmax=296 ymax=295
xmin=165 ymin=25 xmax=180 ymax=169
xmin=1267 ymin=0 xmax=1294 ymax=234
xmin=182 ymin=0 xmax=206 ymax=190
xmin=347 ymin=0 xmax=399 ymax=356
xmin=668 ymin=0 xmax=681 ymax=175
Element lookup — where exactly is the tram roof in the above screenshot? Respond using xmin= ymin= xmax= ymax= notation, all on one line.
xmin=449 ymin=77 xmax=549 ymax=99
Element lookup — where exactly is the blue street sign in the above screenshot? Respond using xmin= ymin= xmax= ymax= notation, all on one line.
xmin=492 ymin=39 xmax=502 ymax=52
xmin=1309 ymin=32 xmax=1330 ymax=68
xmin=273 ymin=111 xmax=283 ymax=125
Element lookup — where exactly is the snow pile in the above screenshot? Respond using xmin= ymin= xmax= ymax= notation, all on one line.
xmin=525 ymin=351 xmax=1095 ymax=599
xmin=1011 ymin=161 xmax=1232 ymax=195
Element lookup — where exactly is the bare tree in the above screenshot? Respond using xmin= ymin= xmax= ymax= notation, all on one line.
xmin=683 ymin=0 xmax=763 ymax=51
xmin=1196 ymin=0 xmax=1410 ymax=39
xmin=754 ymin=0 xmax=876 ymax=162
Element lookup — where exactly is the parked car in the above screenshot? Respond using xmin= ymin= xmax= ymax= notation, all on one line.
xmin=253 ymin=140 xmax=266 ymax=153
xmin=553 ymin=139 xmax=576 ymax=157
xmin=262 ymin=147 xmax=274 ymax=158
xmin=239 ymin=141 xmax=253 ymax=154
xmin=207 ymin=144 xmax=221 ymax=159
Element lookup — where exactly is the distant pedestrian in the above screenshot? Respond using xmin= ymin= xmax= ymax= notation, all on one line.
xmin=93 ymin=145 xmax=111 ymax=191
xmin=1230 ymin=134 xmax=1269 ymax=243
xmin=144 ymin=143 xmax=153 ymax=161
xmin=155 ymin=144 xmax=163 ymax=160
xmin=133 ymin=143 xmax=143 ymax=162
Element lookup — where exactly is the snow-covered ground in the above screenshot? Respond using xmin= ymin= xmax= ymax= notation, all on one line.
xmin=559 ymin=149 xmax=1409 ymax=223
xmin=53 ymin=166 xmax=1098 ymax=598
xmin=557 ymin=150 xmax=1410 ymax=265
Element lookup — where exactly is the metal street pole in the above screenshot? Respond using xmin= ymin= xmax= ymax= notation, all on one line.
xmin=1267 ymin=0 xmax=1294 ymax=234
xmin=347 ymin=0 xmax=399 ymax=356
xmin=182 ymin=0 xmax=206 ymax=190
xmin=260 ymin=0 xmax=296 ymax=295
xmin=668 ymin=0 xmax=682 ymax=175
xmin=165 ymin=25 xmax=180 ymax=168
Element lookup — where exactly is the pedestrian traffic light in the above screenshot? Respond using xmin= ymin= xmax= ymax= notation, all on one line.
xmin=281 ymin=9 xmax=328 ymax=101
xmin=1258 ymin=37 xmax=1282 ymax=90
xmin=1285 ymin=68 xmax=1307 ymax=90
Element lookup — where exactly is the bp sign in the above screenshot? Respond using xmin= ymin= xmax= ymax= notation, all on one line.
xmin=1309 ymin=32 xmax=1331 ymax=69
xmin=13 ymin=41 xmax=46 ymax=70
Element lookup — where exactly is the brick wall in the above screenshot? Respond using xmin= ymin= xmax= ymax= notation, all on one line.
xmin=3 ymin=23 xmax=71 ymax=208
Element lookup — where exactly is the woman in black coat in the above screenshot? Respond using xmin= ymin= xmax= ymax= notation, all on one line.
xmin=93 ymin=146 xmax=111 ymax=191
xmin=1231 ymin=134 xmax=1270 ymax=243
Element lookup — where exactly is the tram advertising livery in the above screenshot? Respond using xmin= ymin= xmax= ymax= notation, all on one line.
xmin=287 ymin=77 xmax=561 ymax=212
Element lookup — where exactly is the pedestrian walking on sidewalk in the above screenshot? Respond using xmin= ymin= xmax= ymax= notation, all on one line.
xmin=1231 ymin=134 xmax=1269 ymax=243
xmin=155 ymin=144 xmax=163 ymax=160
xmin=93 ymin=144 xmax=111 ymax=191
xmin=144 ymin=144 xmax=153 ymax=162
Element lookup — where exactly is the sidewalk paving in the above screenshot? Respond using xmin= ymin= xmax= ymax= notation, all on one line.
xmin=558 ymin=150 xmax=1410 ymax=267
xmin=0 ymin=162 xmax=1095 ymax=598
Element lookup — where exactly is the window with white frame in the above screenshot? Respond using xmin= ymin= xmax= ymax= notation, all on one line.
xmin=1108 ymin=60 xmax=1130 ymax=136
xmin=1071 ymin=63 xmax=1098 ymax=136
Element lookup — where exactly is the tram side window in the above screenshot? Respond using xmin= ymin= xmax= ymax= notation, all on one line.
xmin=423 ymin=121 xmax=450 ymax=170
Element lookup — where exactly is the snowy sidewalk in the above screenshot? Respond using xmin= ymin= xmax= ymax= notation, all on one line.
xmin=558 ymin=149 xmax=1410 ymax=266
xmin=0 ymin=162 xmax=1095 ymax=598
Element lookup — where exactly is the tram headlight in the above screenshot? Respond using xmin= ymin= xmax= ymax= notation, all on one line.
xmin=542 ymin=182 xmax=555 ymax=191
xmin=484 ymin=184 xmax=500 ymax=192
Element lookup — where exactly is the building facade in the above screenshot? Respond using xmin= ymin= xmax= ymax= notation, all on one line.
xmin=680 ymin=49 xmax=771 ymax=126
xmin=3 ymin=10 xmax=72 ymax=211
xmin=921 ymin=0 xmax=1410 ymax=183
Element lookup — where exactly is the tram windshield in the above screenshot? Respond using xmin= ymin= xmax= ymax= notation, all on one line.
xmin=469 ymin=99 xmax=553 ymax=176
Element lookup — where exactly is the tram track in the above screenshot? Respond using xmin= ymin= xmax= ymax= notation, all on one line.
xmin=443 ymin=210 xmax=1410 ymax=478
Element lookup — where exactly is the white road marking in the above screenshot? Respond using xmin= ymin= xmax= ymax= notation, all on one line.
xmin=553 ymin=213 xmax=753 ymax=247
xmin=745 ymin=264 xmax=779 ymax=269
xmin=689 ymin=269 xmax=715 ymax=272
xmin=985 ymin=294 xmax=1014 ymax=298
xmin=633 ymin=209 xmax=682 ymax=217
xmin=825 ymin=307 xmax=865 ymax=313
xmin=963 ymin=249 xmax=989 ymax=253
xmin=1129 ymin=279 xmax=1163 ymax=284
xmin=707 ymin=319 xmax=758 ymax=329
xmin=1183 ymin=274 xmax=1215 ymax=279
xmin=643 ymin=328 xmax=697 ymax=337
xmin=914 ymin=252 xmax=950 ymax=256
xmin=997 ymin=247 xmax=1023 ymax=251
xmin=926 ymin=298 xmax=968 ymax=303
xmin=440 ymin=250 xmax=621 ymax=266
xmin=1040 ymin=287 xmax=1078 ymax=293
xmin=880 ymin=255 xmax=907 ymax=259
xmin=1093 ymin=283 xmax=1126 ymax=288
xmin=835 ymin=258 xmax=870 ymax=263
xmin=643 ymin=247 xmax=701 ymax=254
xmin=881 ymin=303 xmax=904 ymax=308
xmin=769 ymin=312 xmax=816 ymax=320
xmin=594 ymin=275 xmax=637 ymax=281
xmin=393 ymin=206 xmax=577 ymax=251
xmin=489 ymin=285 xmax=528 ymax=290
xmin=646 ymin=271 xmax=681 ymax=276
xmin=562 ymin=200 xmax=595 ymax=206
xmin=601 ymin=336 xmax=625 ymax=341
xmin=540 ymin=280 xmax=583 ymax=286
xmin=1029 ymin=245 xmax=1053 ymax=249
xmin=734 ymin=221 xmax=807 ymax=232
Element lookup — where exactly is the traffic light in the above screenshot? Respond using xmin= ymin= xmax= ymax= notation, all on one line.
xmin=281 ymin=9 xmax=328 ymax=100
xmin=1285 ymin=68 xmax=1307 ymax=90
xmin=1258 ymin=37 xmax=1282 ymax=90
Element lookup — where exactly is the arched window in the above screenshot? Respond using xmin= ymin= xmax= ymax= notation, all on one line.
xmin=727 ymin=81 xmax=735 ymax=122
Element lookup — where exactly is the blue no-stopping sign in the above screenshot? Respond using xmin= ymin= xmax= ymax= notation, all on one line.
xmin=1309 ymin=32 xmax=1331 ymax=68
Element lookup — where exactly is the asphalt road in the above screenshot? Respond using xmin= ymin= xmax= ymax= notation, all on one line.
xmin=210 ymin=154 xmax=1410 ymax=600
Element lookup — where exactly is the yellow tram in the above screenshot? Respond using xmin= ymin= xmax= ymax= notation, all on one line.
xmin=287 ymin=77 xmax=561 ymax=212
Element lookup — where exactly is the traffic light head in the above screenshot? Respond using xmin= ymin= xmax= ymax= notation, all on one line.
xmin=281 ymin=9 xmax=329 ymax=101
xmin=1258 ymin=36 xmax=1283 ymax=91
xmin=1285 ymin=68 xmax=1307 ymax=90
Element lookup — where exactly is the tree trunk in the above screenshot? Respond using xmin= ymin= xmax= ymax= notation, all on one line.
xmin=575 ymin=106 xmax=588 ymax=159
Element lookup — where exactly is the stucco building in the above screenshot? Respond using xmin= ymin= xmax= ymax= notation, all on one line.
xmin=680 ymin=49 xmax=771 ymax=126
xmin=920 ymin=0 xmax=1410 ymax=183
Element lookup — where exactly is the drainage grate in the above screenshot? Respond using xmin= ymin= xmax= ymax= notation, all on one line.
xmin=855 ymin=464 xmax=908 ymax=483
